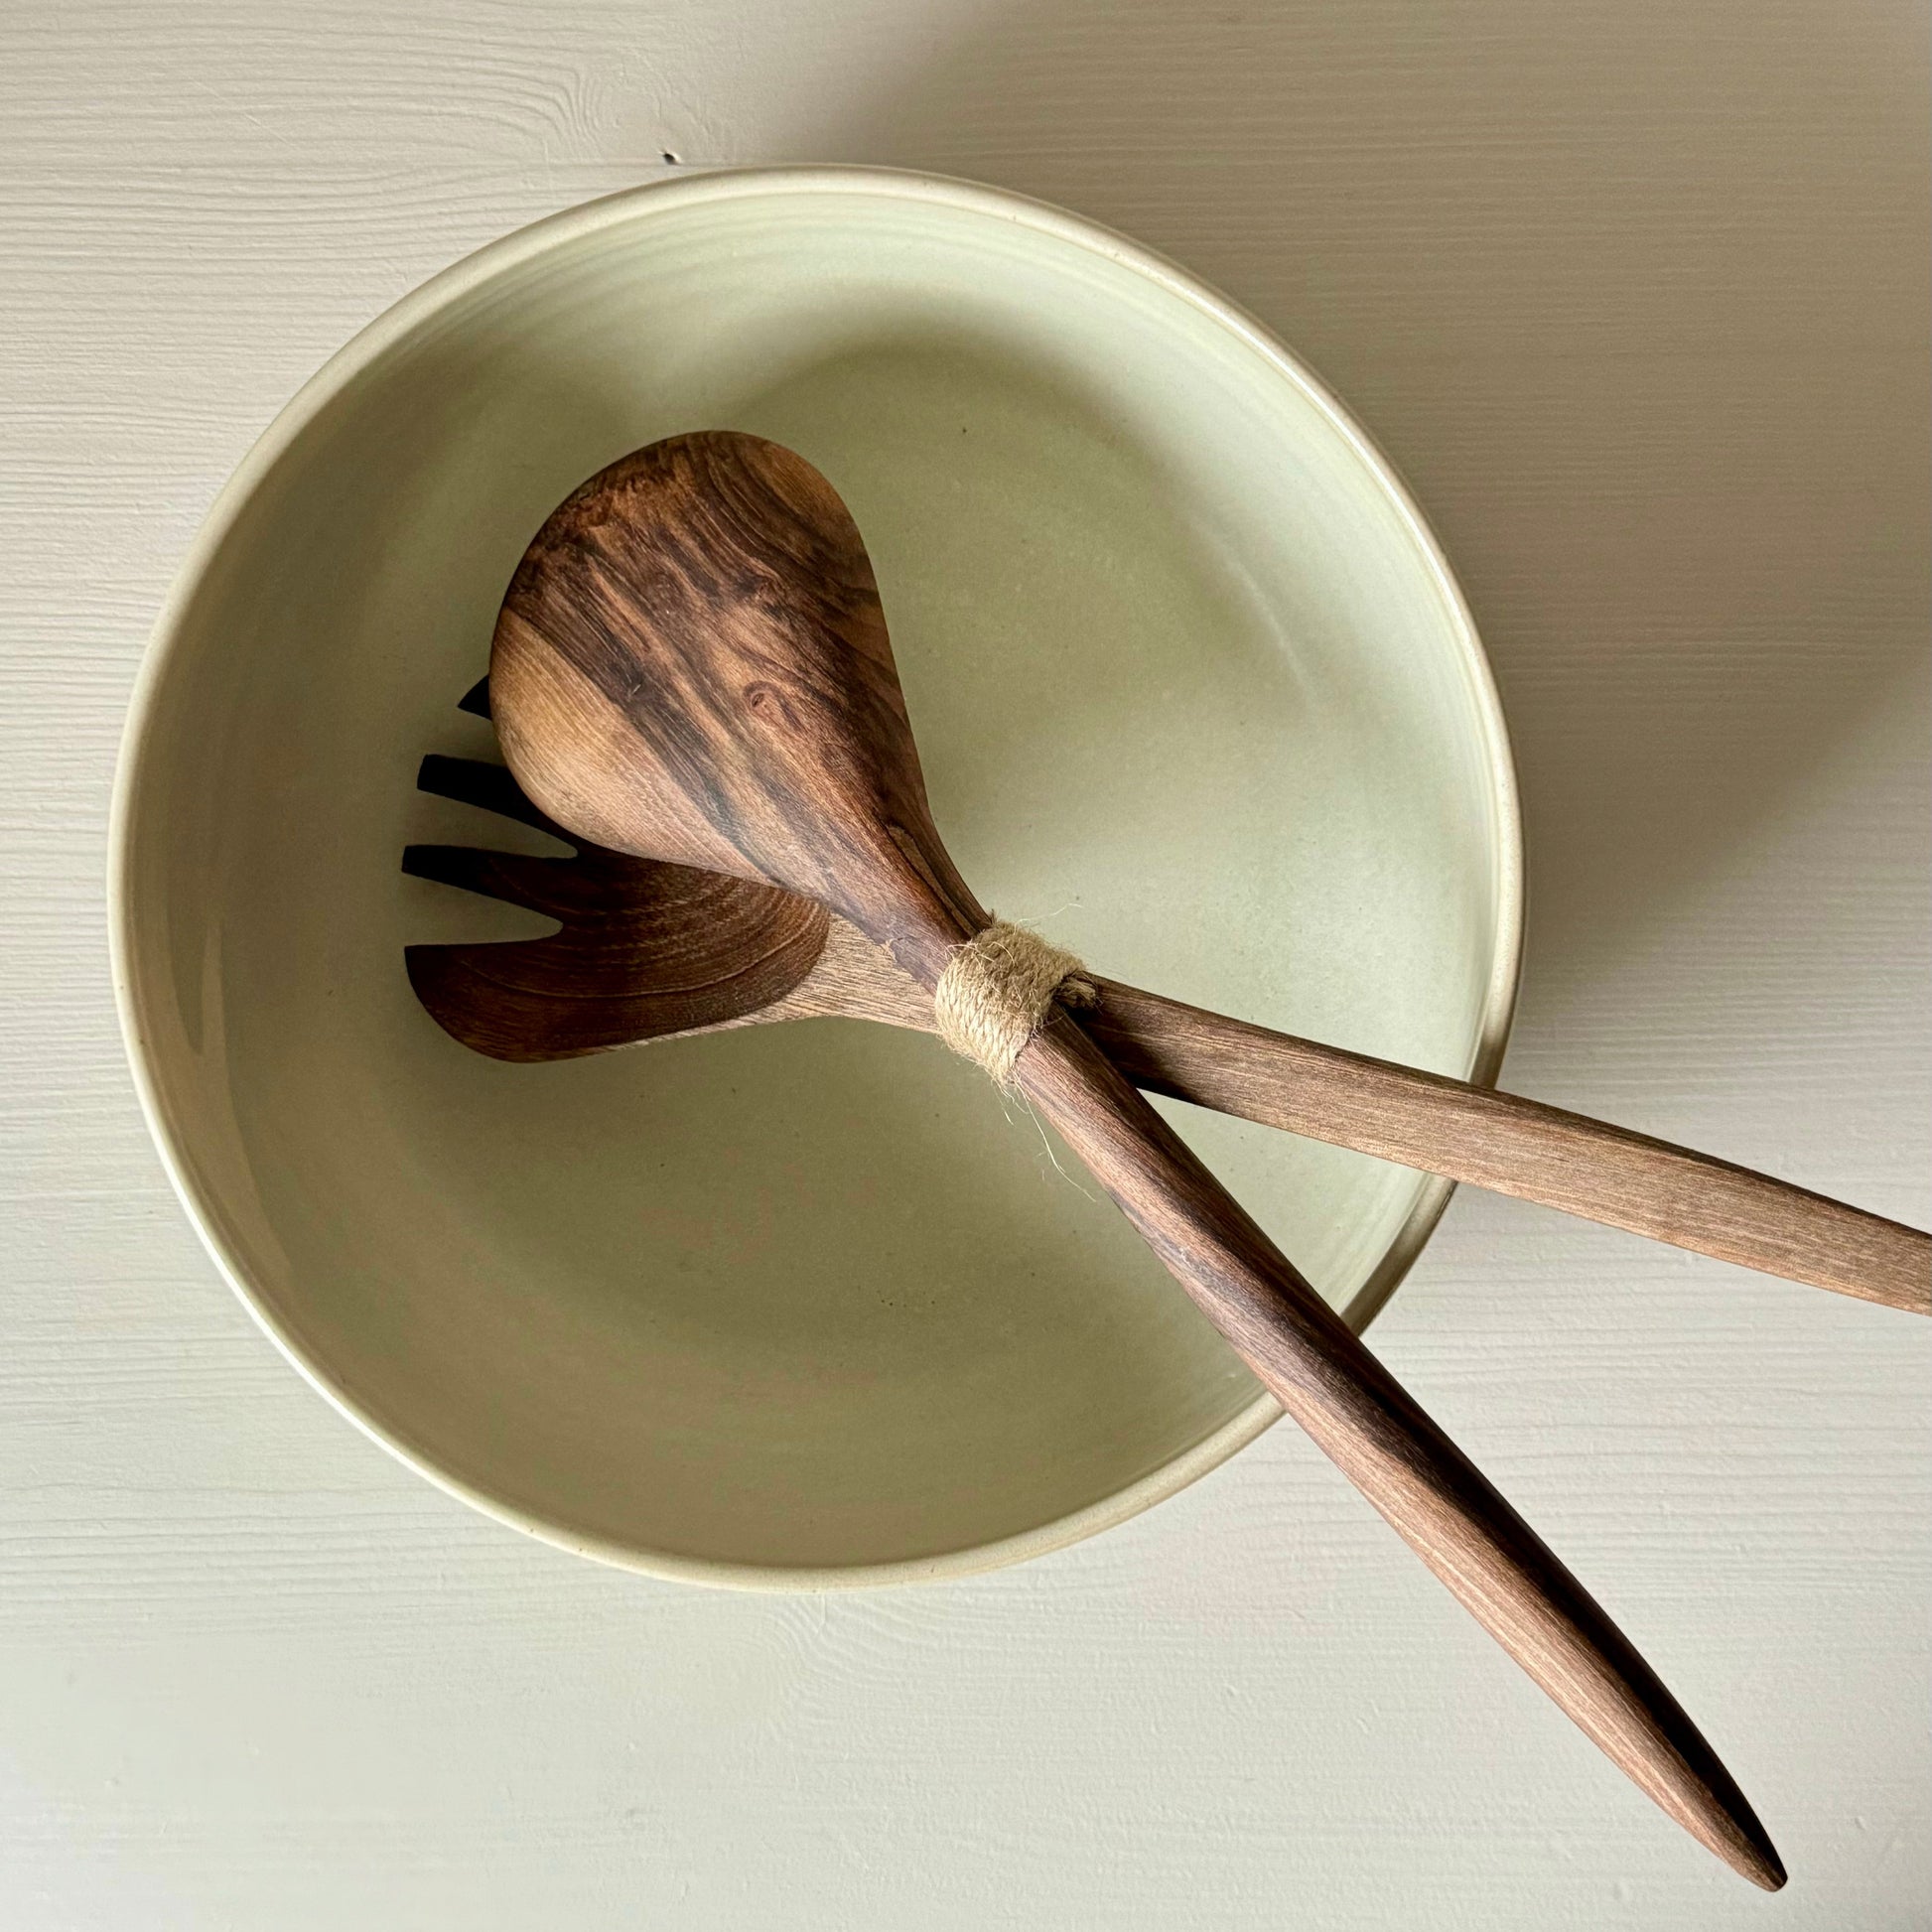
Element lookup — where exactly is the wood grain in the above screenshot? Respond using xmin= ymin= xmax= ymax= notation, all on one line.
xmin=488 ymin=428 xmax=1786 ymax=1886
xmin=1081 ymin=986 xmax=1930 ymax=1315
xmin=405 ymin=755 xmax=834 ymax=1062
xmin=5 ymin=0 xmax=1926 ymax=1924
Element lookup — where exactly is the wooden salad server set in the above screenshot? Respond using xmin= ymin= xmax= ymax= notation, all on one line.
xmin=399 ymin=429 xmax=1923 ymax=1886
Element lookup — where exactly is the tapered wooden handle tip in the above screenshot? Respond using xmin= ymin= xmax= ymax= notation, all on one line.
xmin=1727 ymin=1823 xmax=1787 ymax=1891
xmin=1012 ymin=1013 xmax=1783 ymax=1887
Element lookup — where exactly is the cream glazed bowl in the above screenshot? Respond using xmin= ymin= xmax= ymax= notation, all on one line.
xmin=111 ymin=168 xmax=1521 ymax=1587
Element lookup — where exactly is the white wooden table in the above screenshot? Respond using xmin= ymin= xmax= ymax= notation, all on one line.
xmin=3 ymin=4 xmax=1925 ymax=1925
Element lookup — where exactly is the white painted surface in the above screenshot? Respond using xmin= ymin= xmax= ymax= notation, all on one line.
xmin=2 ymin=1 xmax=1925 ymax=1925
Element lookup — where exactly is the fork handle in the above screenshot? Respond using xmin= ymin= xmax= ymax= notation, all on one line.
xmin=1012 ymin=1010 xmax=1784 ymax=1888
xmin=1080 ymin=981 xmax=1929 ymax=1315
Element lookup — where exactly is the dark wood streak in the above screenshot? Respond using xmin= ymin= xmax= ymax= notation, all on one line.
xmin=404 ymin=755 xmax=829 ymax=1064
xmin=482 ymin=430 xmax=1786 ymax=1888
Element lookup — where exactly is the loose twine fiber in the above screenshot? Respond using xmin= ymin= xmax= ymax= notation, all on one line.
xmin=933 ymin=918 xmax=1096 ymax=1088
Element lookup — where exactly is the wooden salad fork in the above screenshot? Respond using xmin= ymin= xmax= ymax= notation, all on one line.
xmin=407 ymin=692 xmax=1929 ymax=1318
xmin=453 ymin=429 xmax=1786 ymax=1886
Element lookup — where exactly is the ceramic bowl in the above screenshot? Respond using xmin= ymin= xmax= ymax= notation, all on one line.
xmin=112 ymin=169 xmax=1520 ymax=1586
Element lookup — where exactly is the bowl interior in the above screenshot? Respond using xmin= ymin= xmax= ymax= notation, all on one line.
xmin=119 ymin=177 xmax=1515 ymax=1581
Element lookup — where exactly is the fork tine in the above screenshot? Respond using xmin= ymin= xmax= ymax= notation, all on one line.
xmin=402 ymin=842 xmax=571 ymax=917
xmin=457 ymin=675 xmax=492 ymax=719
xmin=415 ymin=754 xmax=562 ymax=836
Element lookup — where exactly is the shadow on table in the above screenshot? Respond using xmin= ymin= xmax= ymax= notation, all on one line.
xmin=627 ymin=0 xmax=1929 ymax=1033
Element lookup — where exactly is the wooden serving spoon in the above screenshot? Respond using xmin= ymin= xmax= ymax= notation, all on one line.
xmin=479 ymin=429 xmax=1785 ymax=1886
xmin=407 ymin=713 xmax=1928 ymax=1317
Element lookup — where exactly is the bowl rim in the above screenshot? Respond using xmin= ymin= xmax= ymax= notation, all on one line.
xmin=108 ymin=164 xmax=1524 ymax=1591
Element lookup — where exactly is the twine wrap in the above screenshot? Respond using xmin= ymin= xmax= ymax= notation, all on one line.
xmin=933 ymin=919 xmax=1097 ymax=1087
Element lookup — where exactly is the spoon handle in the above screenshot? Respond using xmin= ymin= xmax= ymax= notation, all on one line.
xmin=1013 ymin=1010 xmax=1784 ymax=1890
xmin=1081 ymin=980 xmax=1929 ymax=1315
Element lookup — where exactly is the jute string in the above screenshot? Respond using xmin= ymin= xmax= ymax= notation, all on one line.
xmin=933 ymin=919 xmax=1097 ymax=1088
